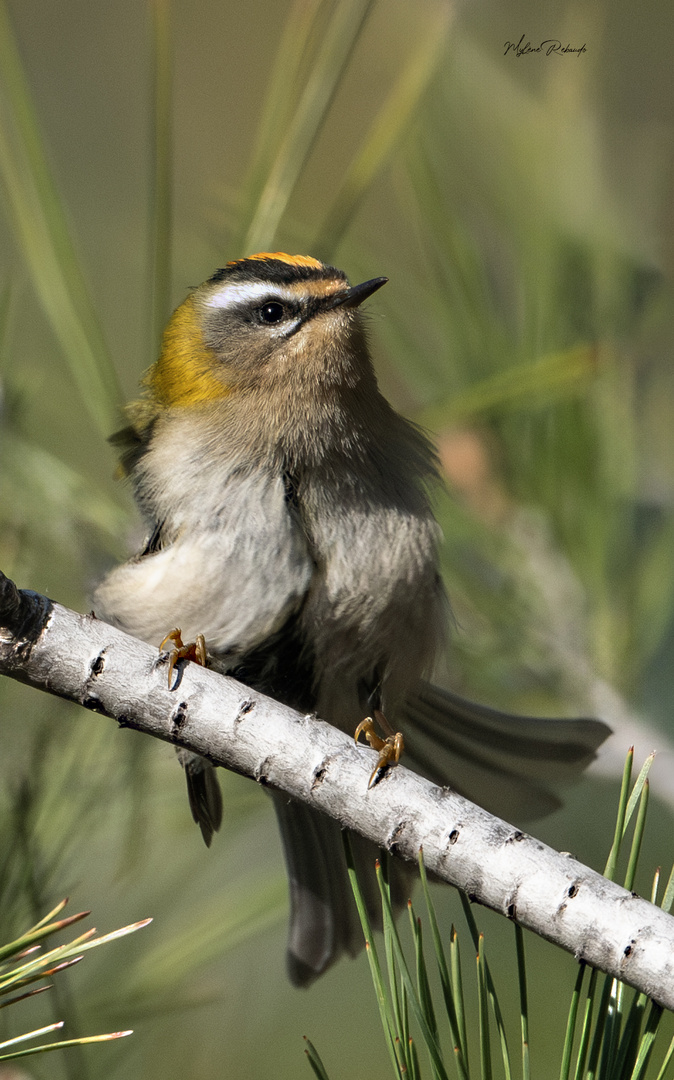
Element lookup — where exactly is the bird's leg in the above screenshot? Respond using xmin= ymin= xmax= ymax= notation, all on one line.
xmin=354 ymin=709 xmax=405 ymax=788
xmin=159 ymin=628 xmax=207 ymax=688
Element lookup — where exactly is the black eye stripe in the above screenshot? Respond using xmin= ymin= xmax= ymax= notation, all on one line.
xmin=211 ymin=292 xmax=338 ymax=329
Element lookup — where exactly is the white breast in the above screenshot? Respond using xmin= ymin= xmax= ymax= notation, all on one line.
xmin=94 ymin=414 xmax=314 ymax=656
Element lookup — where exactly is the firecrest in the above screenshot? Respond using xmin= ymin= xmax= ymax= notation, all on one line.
xmin=94 ymin=252 xmax=610 ymax=985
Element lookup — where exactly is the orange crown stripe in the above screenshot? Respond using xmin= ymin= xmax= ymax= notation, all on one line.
xmin=226 ymin=252 xmax=324 ymax=269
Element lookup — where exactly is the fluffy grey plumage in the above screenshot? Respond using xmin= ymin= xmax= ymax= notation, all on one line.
xmin=94 ymin=254 xmax=610 ymax=985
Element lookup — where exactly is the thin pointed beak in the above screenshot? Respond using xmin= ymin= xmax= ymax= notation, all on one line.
xmin=326 ymin=276 xmax=388 ymax=310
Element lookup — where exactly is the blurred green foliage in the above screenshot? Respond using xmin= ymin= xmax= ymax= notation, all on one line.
xmin=1 ymin=0 xmax=674 ymax=1077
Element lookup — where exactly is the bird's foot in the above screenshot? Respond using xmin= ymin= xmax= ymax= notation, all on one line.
xmin=354 ymin=710 xmax=405 ymax=788
xmin=159 ymin=628 xmax=207 ymax=688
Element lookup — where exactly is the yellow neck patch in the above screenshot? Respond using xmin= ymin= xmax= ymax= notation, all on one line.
xmin=227 ymin=252 xmax=323 ymax=269
xmin=147 ymin=295 xmax=228 ymax=408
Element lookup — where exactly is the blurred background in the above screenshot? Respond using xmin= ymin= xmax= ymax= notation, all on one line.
xmin=1 ymin=0 xmax=673 ymax=1076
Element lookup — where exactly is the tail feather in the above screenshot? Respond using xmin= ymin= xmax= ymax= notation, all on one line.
xmin=179 ymin=751 xmax=223 ymax=847
xmin=271 ymin=792 xmax=413 ymax=986
xmin=402 ymin=681 xmax=611 ymax=820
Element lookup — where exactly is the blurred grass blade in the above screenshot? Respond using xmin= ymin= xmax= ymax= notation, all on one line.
xmin=623 ymin=780 xmax=649 ymax=892
xmin=584 ymin=975 xmax=612 ymax=1079
xmin=0 ymin=1030 xmax=132 ymax=1062
xmin=0 ymin=910 xmax=90 ymax=966
xmin=459 ymin=894 xmax=511 ymax=1079
xmin=612 ymin=992 xmax=647 ymax=1079
xmin=661 ymin=863 xmax=674 ymax=915
xmin=382 ymin=872 xmax=407 ymax=1063
xmin=21 ymin=898 xmax=70 ymax=937
xmin=597 ymin=978 xmax=620 ymax=1080
xmin=0 ymin=0 xmax=122 ymax=434
xmin=477 ymin=934 xmax=492 ymax=1080
xmin=0 ymin=1021 xmax=63 ymax=1050
xmin=319 ymin=4 xmax=452 ymax=255
xmin=381 ymin=865 xmax=411 ymax=1075
xmin=237 ymin=0 xmax=323 ymax=240
xmin=148 ymin=0 xmax=173 ymax=351
xmin=603 ymin=747 xmax=633 ymax=880
xmin=572 ymin=968 xmax=596 ymax=1080
xmin=419 ymin=343 xmax=599 ymax=431
xmin=6 ymin=435 xmax=128 ymax=541
xmin=632 ymin=520 xmax=674 ymax=674
xmin=243 ymin=0 xmax=376 ymax=253
xmin=0 ymin=985 xmax=50 ymax=1011
xmin=134 ymin=880 xmax=283 ymax=994
xmin=342 ymin=837 xmax=403 ymax=1079
xmin=418 ymin=851 xmax=469 ymax=1079
xmin=651 ymin=866 xmax=661 ymax=905
xmin=1 ymin=920 xmax=150 ymax=991
xmin=375 ymin=863 xmax=450 ymax=1080
xmin=623 ymin=754 xmax=655 ymax=839
xmin=629 ymin=1003 xmax=664 ymax=1080
xmin=559 ymin=962 xmax=585 ymax=1080
xmin=596 ymin=753 xmax=653 ymax=1079
xmin=408 ymin=901 xmax=439 ymax=1054
xmin=303 ymin=1036 xmax=331 ymax=1080
xmin=402 ymin=987 xmax=412 ymax=1075
xmin=654 ymin=1036 xmax=674 ymax=1080
xmin=0 ymin=277 xmax=13 ymax=369
xmin=65 ymin=918 xmax=152 ymax=954
xmin=409 ymin=1035 xmax=421 ymax=1080
xmin=450 ymin=927 xmax=469 ymax=1075
xmin=1 ymin=959 xmax=83 ymax=997
xmin=515 ymin=925 xmax=530 ymax=1080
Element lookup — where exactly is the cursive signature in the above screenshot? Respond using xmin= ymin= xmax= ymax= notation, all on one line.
xmin=504 ymin=34 xmax=587 ymax=57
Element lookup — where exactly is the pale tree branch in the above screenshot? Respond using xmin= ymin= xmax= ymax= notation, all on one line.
xmin=1 ymin=569 xmax=673 ymax=1008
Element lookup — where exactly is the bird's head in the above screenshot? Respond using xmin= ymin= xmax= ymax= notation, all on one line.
xmin=146 ymin=253 xmax=388 ymax=409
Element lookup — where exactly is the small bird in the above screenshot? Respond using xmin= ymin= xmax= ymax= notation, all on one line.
xmin=94 ymin=252 xmax=610 ymax=985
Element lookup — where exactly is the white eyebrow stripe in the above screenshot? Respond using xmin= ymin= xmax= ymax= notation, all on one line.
xmin=205 ymin=281 xmax=300 ymax=310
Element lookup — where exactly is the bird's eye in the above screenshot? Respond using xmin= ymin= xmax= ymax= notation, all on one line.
xmin=257 ymin=301 xmax=286 ymax=324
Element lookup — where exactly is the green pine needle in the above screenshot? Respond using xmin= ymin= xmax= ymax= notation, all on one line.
xmin=476 ymin=935 xmax=492 ymax=1080
xmin=604 ymin=748 xmax=634 ymax=881
xmin=515 ymin=925 xmax=530 ymax=1080
xmin=303 ymin=1036 xmax=332 ymax=1080
xmin=560 ymin=963 xmax=586 ymax=1080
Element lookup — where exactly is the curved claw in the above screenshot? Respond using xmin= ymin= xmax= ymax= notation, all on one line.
xmin=159 ymin=628 xmax=207 ymax=688
xmin=354 ymin=714 xmax=405 ymax=788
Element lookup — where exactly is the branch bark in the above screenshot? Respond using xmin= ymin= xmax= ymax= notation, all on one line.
xmin=1 ymin=569 xmax=673 ymax=1008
